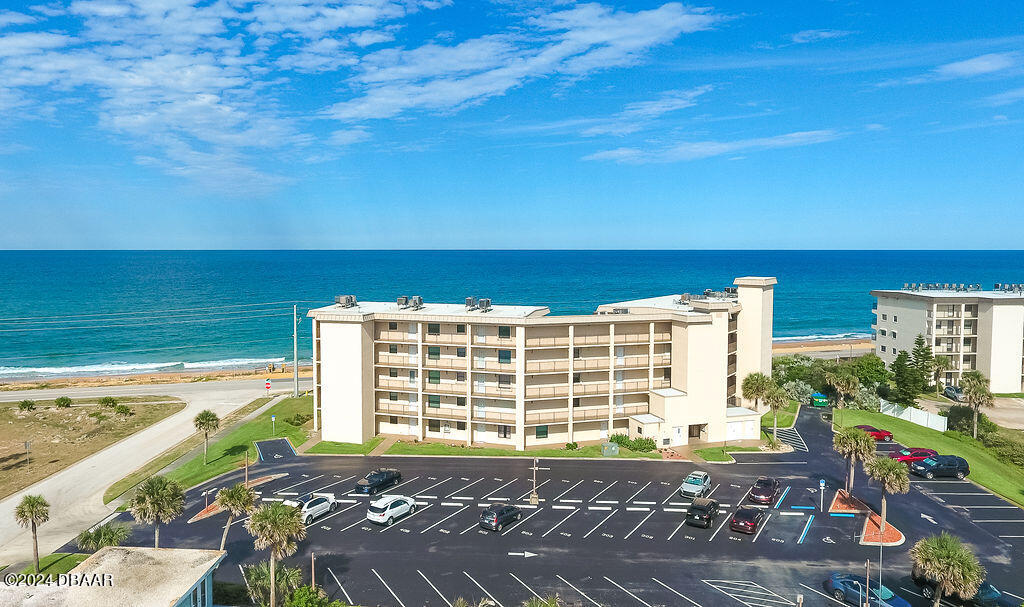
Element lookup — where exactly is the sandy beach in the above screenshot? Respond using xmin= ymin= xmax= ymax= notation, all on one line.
xmin=771 ymin=338 xmax=872 ymax=356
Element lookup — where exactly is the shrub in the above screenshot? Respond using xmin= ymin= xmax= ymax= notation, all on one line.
xmin=54 ymin=396 xmax=73 ymax=408
xmin=113 ymin=405 xmax=134 ymax=418
xmin=608 ymin=433 xmax=631 ymax=447
xmin=288 ymin=413 xmax=313 ymax=426
xmin=782 ymin=380 xmax=814 ymax=404
xmin=18 ymin=400 xmax=36 ymax=411
xmin=286 ymin=584 xmax=347 ymax=607
xmin=88 ymin=411 xmax=107 ymax=422
xmin=980 ymin=433 xmax=1024 ymax=467
xmin=851 ymin=386 xmax=881 ymax=411
xmin=99 ymin=396 xmax=118 ymax=408
xmin=945 ymin=406 xmax=998 ymax=436
xmin=564 ymin=442 xmax=578 ymax=450
xmin=629 ymin=437 xmax=657 ymax=452
xmin=212 ymin=581 xmax=251 ymax=606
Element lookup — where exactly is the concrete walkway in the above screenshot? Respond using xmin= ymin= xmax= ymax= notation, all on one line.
xmin=368 ymin=435 xmax=399 ymax=456
xmin=0 ymin=378 xmax=307 ymax=568
xmin=917 ymin=394 xmax=1024 ymax=430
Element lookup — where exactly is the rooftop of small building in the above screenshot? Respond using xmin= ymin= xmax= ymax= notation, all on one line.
xmin=309 ymin=299 xmax=551 ymax=319
xmin=873 ymin=285 xmax=1024 ymax=300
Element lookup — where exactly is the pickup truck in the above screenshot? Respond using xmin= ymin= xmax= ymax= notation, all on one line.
xmin=354 ymin=468 xmax=402 ymax=495
xmin=284 ymin=492 xmax=338 ymax=525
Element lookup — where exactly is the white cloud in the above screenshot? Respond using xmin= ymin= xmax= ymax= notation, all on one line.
xmin=789 ymin=29 xmax=853 ymax=44
xmin=584 ymin=129 xmax=843 ymax=163
xmin=0 ymin=10 xmax=37 ymax=28
xmin=985 ymin=85 xmax=1024 ymax=106
xmin=582 ymin=85 xmax=712 ymax=136
xmin=880 ymin=51 xmax=1021 ymax=86
xmin=328 ymin=127 xmax=371 ymax=145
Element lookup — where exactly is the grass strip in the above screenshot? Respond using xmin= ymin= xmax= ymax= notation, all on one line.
xmin=307 ymin=436 xmax=384 ymax=455
xmin=385 ymin=441 xmax=661 ymax=459
xmin=762 ymin=400 xmax=799 ymax=429
xmin=20 ymin=553 xmax=89 ymax=575
xmin=694 ymin=446 xmax=761 ymax=462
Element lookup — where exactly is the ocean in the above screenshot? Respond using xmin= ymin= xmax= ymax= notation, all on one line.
xmin=1 ymin=250 xmax=1022 ymax=380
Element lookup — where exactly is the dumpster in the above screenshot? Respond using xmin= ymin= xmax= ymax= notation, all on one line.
xmin=601 ymin=442 xmax=619 ymax=457
xmin=811 ymin=392 xmax=829 ymax=407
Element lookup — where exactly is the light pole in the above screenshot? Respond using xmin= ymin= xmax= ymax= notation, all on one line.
xmin=292 ymin=304 xmax=300 ymax=398
xmin=272 ymin=414 xmax=276 ymax=436
xmin=530 ymin=458 xmax=539 ymax=506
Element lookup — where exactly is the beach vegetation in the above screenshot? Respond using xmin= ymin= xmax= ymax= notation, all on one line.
xmin=99 ymin=396 xmax=118 ymax=407
xmin=961 ymin=370 xmax=994 ymax=439
xmin=832 ymin=426 xmax=875 ymax=496
xmin=19 ymin=399 xmax=35 ymax=411
xmin=54 ymin=396 xmax=72 ymax=408
xmin=889 ymin=351 xmax=920 ymax=405
xmin=909 ymin=532 xmax=984 ymax=607
xmin=245 ymin=503 xmax=307 ymax=607
xmin=76 ymin=522 xmax=131 ymax=552
xmin=216 ymin=483 xmax=257 ymax=551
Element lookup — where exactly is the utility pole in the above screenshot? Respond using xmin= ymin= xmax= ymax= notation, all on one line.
xmin=310 ymin=552 xmax=316 ymax=589
xmin=864 ymin=559 xmax=871 ymax=607
xmin=244 ymin=450 xmax=249 ymax=487
xmin=293 ymin=304 xmax=299 ymax=398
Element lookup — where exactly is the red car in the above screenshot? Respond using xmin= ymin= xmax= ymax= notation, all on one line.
xmin=855 ymin=424 xmax=893 ymax=441
xmin=889 ymin=447 xmax=937 ymax=464
xmin=729 ymin=507 xmax=765 ymax=534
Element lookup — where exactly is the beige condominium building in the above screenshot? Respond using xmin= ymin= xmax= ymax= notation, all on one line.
xmin=308 ymin=277 xmax=776 ymax=451
xmin=871 ymin=283 xmax=1024 ymax=393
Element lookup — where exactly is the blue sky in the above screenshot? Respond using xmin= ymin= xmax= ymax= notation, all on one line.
xmin=0 ymin=1 xmax=1021 ymax=249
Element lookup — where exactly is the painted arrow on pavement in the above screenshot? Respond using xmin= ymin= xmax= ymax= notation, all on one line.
xmin=921 ymin=513 xmax=937 ymax=524
xmin=508 ymin=551 xmax=538 ymax=558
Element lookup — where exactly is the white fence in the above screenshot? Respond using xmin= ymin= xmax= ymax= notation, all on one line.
xmin=880 ymin=400 xmax=947 ymax=432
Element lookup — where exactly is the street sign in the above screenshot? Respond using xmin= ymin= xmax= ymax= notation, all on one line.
xmin=272 ymin=415 xmax=276 ymax=436
xmin=819 ymin=479 xmax=826 ymax=511
xmin=265 ymin=379 xmax=271 ymax=392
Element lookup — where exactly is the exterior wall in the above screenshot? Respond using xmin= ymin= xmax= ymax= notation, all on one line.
xmin=872 ymin=295 xmax=929 ymax=366
xmin=319 ymin=320 xmax=374 ymax=443
xmin=734 ymin=278 xmax=775 ymax=392
xmin=681 ymin=311 xmax=731 ymax=443
xmin=980 ymin=303 xmax=1024 ymax=393
xmin=172 ymin=571 xmax=214 ymax=607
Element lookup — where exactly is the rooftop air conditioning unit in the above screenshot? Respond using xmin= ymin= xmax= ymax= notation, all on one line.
xmin=703 ymin=288 xmax=713 ymax=297
xmin=612 ymin=308 xmax=629 ymax=314
xmin=397 ymin=296 xmax=409 ymax=308
xmin=465 ymin=296 xmax=478 ymax=310
xmin=335 ymin=295 xmax=356 ymax=307
xmin=410 ymin=295 xmax=423 ymax=309
xmin=903 ymin=283 xmax=909 ymax=289
xmin=478 ymin=298 xmax=491 ymax=312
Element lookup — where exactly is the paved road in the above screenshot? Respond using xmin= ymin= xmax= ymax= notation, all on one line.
xmin=0 ymin=377 xmax=310 ymax=567
xmin=75 ymin=408 xmax=1022 ymax=607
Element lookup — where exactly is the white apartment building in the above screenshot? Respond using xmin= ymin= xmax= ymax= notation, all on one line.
xmin=871 ymin=283 xmax=1024 ymax=393
xmin=308 ymin=277 xmax=776 ymax=451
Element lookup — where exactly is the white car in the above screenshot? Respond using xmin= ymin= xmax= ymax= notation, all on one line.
xmin=283 ymin=492 xmax=337 ymax=525
xmin=367 ymin=495 xmax=416 ymax=526
xmin=679 ymin=471 xmax=711 ymax=498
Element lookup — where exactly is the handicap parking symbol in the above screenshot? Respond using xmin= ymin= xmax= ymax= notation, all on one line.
xmin=822 ymin=536 xmax=835 ymax=544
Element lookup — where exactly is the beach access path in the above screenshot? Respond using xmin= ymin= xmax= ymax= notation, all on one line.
xmin=0 ymin=377 xmax=310 ymax=568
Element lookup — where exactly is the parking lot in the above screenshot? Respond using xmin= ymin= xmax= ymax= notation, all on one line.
xmin=75 ymin=409 xmax=1024 ymax=606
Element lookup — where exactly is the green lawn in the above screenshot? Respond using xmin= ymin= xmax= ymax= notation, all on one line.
xmin=307 ymin=436 xmax=384 ymax=455
xmin=20 ymin=553 xmax=89 ymax=575
xmin=762 ymin=400 xmax=799 ymax=429
xmin=166 ymin=396 xmax=312 ymax=489
xmin=385 ymin=441 xmax=662 ymax=459
xmin=694 ymin=446 xmax=761 ymax=462
xmin=840 ymin=410 xmax=1024 ymax=507
xmin=994 ymin=392 xmax=1024 ymax=398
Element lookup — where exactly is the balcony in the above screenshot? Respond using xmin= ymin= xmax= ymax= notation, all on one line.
xmin=376 ymin=353 xmax=418 ymax=367
xmin=727 ymin=362 xmax=737 ymax=375
xmin=423 ymin=357 xmax=467 ymax=370
xmin=653 ymin=331 xmax=672 ymax=342
xmin=525 ymin=359 xmax=570 ymax=373
xmin=472 ymin=359 xmax=517 ymax=372
xmin=376 ymin=330 xmax=417 ymax=342
xmin=574 ymin=380 xmax=609 ymax=395
xmin=572 ymin=406 xmax=611 ymax=422
xmin=377 ymin=378 xmax=417 ymax=391
xmin=424 ymin=333 xmax=468 ymax=345
xmin=525 ymin=336 xmax=570 ymax=348
xmin=423 ymin=381 xmax=467 ymax=395
xmin=525 ymin=409 xmax=569 ymax=425
xmin=375 ymin=402 xmax=418 ymax=416
xmin=474 ymin=335 xmax=516 ymax=347
xmin=728 ymin=319 xmax=738 ymax=332
xmin=614 ymin=333 xmax=650 ymax=344
xmin=573 ymin=357 xmax=609 ymax=371
xmin=574 ymin=334 xmax=610 ymax=346
xmin=525 ymin=384 xmax=570 ymax=398
xmin=422 ymin=406 xmax=467 ymax=421
xmin=651 ymin=378 xmax=671 ymax=389
xmin=616 ymin=355 xmax=649 ymax=369
xmin=614 ymin=379 xmax=649 ymax=393
xmin=612 ymin=404 xmax=650 ymax=419
xmin=651 ymin=354 xmax=671 ymax=366
xmin=472 ymin=408 xmax=516 ymax=423
xmin=472 ymin=384 xmax=516 ymax=398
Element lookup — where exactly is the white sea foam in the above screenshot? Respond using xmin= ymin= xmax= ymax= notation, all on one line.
xmin=182 ymin=357 xmax=285 ymax=369
xmin=773 ymin=332 xmax=872 ymax=343
xmin=0 ymin=357 xmax=288 ymax=378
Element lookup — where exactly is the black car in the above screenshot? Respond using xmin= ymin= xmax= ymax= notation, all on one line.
xmin=748 ymin=477 xmax=780 ymax=504
xmin=910 ymin=455 xmax=970 ymax=479
xmin=479 ymin=504 xmax=522 ymax=531
xmin=354 ymin=468 xmax=402 ymax=494
xmin=684 ymin=497 xmax=720 ymax=529
xmin=912 ymin=566 xmax=1017 ymax=606
xmin=729 ymin=506 xmax=765 ymax=534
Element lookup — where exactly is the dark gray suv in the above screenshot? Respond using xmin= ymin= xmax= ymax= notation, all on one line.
xmin=479 ymin=504 xmax=522 ymax=531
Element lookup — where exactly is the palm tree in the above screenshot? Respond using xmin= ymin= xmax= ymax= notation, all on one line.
xmin=741 ymin=372 xmax=774 ymax=412
xmin=14 ymin=494 xmax=49 ymax=573
xmin=522 ymin=596 xmax=563 ymax=607
xmin=833 ymin=426 xmax=876 ymax=495
xmin=825 ymin=371 xmax=860 ymax=425
xmin=763 ymin=385 xmax=790 ymax=443
xmin=242 ymin=561 xmax=302 ymax=607
xmin=76 ymin=522 xmax=131 ymax=552
xmin=193 ymin=409 xmax=221 ymax=465
xmin=127 ymin=475 xmax=184 ymax=548
xmin=217 ymin=483 xmax=256 ymax=551
xmin=864 ymin=456 xmax=910 ymax=533
xmin=932 ymin=357 xmax=952 ymax=397
xmin=910 ymin=532 xmax=985 ymax=607
xmin=245 ymin=503 xmax=307 ymax=607
xmin=960 ymin=370 xmax=993 ymax=439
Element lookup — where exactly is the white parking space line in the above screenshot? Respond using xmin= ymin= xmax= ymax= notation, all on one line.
xmin=336 ymin=516 xmax=370 ymax=534
xmin=999 ymin=535 xmax=1024 ymax=538
xmin=459 ymin=522 xmax=480 ymax=535
xmin=626 ymin=507 xmax=650 ymax=512
xmin=509 ymin=573 xmax=543 ymax=600
xmin=420 ymin=505 xmax=468 ymax=533
xmin=651 ymin=577 xmax=702 ymax=606
xmin=481 ymin=478 xmax=519 ymax=499
xmin=463 ymin=571 xmax=504 ymax=607
xmin=306 ymin=475 xmax=357 ymax=495
xmin=1004 ymin=590 xmax=1024 ymax=602
xmin=667 ymin=518 xmax=689 ymax=541
xmin=275 ymin=474 xmax=325 ymax=493
xmin=517 ymin=479 xmax=551 ymax=500
xmin=705 ymin=484 xmax=721 ymax=498
xmin=552 ymin=505 xmax=576 ymax=510
xmin=625 ymin=481 xmax=652 ymax=503
xmin=556 ymin=574 xmax=601 ymax=606
xmin=372 ymin=568 xmax=406 ymax=607
xmin=926 ymin=492 xmax=991 ymax=495
xmin=605 ymin=576 xmax=652 ymax=606
xmin=951 ymin=505 xmax=1020 ymax=509
xmin=380 ymin=504 xmax=433 ymax=532
xmin=589 ymin=480 xmax=618 ymax=502
xmin=445 ymin=478 xmax=484 ymax=498
xmin=704 ymin=579 xmax=796 ymax=607
xmin=799 ymin=583 xmax=846 ymax=604
xmin=414 ymin=477 xmax=452 ymax=496
xmin=624 ymin=510 xmax=656 ymax=539
xmin=779 ymin=511 xmax=805 ymax=516
xmin=752 ymin=513 xmax=772 ymax=543
xmin=708 ymin=513 xmax=731 ymax=542
xmin=418 ymin=570 xmax=452 ymax=607
xmin=552 ymin=479 xmax=585 ymax=502
xmin=542 ymin=508 xmax=580 ymax=537
xmin=309 ymin=502 xmax=361 ymax=527
xmin=596 ymin=500 xmax=619 ymax=504
xmin=974 ymin=519 xmax=1024 ymax=523
xmin=382 ymin=476 xmax=421 ymax=494
xmin=588 ymin=506 xmax=612 ymax=511
xmin=327 ymin=567 xmax=353 ymax=606
xmin=583 ymin=509 xmax=618 ymax=538
xmin=501 ymin=508 xmax=543 ymax=535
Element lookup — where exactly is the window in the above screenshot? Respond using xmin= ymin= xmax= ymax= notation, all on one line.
xmin=457 ymin=421 xmax=466 ymax=430
xmin=881 ymin=314 xmax=887 ymax=321
xmin=428 ymin=370 xmax=440 ymax=384
xmin=880 ymin=346 xmax=886 ymax=352
xmin=389 ymin=392 xmax=398 ymax=401
xmin=456 ymin=324 xmax=466 ymax=334
xmin=427 ymin=323 xmax=440 ymax=335
xmin=428 ymin=346 xmax=440 ymax=360
xmin=891 ymin=331 xmax=897 ymax=339
xmin=498 ymin=374 xmax=512 ymax=387
xmin=636 ymin=426 xmax=643 ymax=435
xmin=388 ymin=344 xmax=398 ymax=354
xmin=409 ymin=369 xmax=417 ymax=381
xmin=498 ymin=326 xmax=512 ymax=339
xmin=389 ymin=368 xmax=398 ymax=378
xmin=428 ymin=395 xmax=441 ymax=408
xmin=389 ymin=416 xmax=398 ymax=424
xmin=498 ymin=425 xmax=511 ymax=438
xmin=388 ymin=321 xmax=397 ymax=330
xmin=880 ymin=329 xmax=886 ymax=337
xmin=663 ymin=368 xmax=671 ymax=380
xmin=456 ymin=372 xmax=466 ymax=382
xmin=498 ymin=350 xmax=512 ymax=364
xmin=573 ymin=347 xmax=581 ymax=359
xmin=535 ymin=425 xmax=548 ymax=439
xmin=893 ymin=315 xmax=898 ymax=323
xmin=573 ymin=372 xmax=582 ymax=383
xmin=428 ymin=419 xmax=441 ymax=432
xmin=457 ymin=347 xmax=466 ymax=358
xmin=573 ymin=397 xmax=580 ymax=407
xmin=456 ymin=397 xmax=466 ymax=406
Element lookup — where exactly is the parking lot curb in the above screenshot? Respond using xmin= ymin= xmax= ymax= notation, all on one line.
xmin=375 ymin=453 xmax=690 ymax=462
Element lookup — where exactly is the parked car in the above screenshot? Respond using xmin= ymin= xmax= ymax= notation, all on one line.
xmin=729 ymin=506 xmax=764 ymax=534
xmin=283 ymin=492 xmax=338 ymax=525
xmin=855 ymin=424 xmax=894 ymax=441
xmin=912 ymin=566 xmax=1017 ymax=606
xmin=748 ymin=477 xmax=780 ymax=504
xmin=824 ymin=573 xmax=912 ymax=607
xmin=678 ymin=471 xmax=712 ymax=498
xmin=910 ymin=455 xmax=970 ymax=479
xmin=366 ymin=495 xmax=415 ymax=526
xmin=479 ymin=504 xmax=522 ymax=532
xmin=944 ymin=385 xmax=965 ymax=402
xmin=888 ymin=447 xmax=938 ymax=465
xmin=684 ymin=498 xmax=720 ymax=529
xmin=354 ymin=468 xmax=402 ymax=494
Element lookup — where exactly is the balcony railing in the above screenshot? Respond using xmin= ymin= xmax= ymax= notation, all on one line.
xmin=377 ymin=378 xmax=417 ymax=390
xmin=574 ymin=381 xmax=609 ymax=395
xmin=423 ymin=382 xmax=467 ymax=395
xmin=422 ymin=406 xmax=467 ymax=421
xmin=472 ymin=408 xmax=516 ymax=423
xmin=653 ymin=331 xmax=672 ymax=342
xmin=377 ymin=330 xmax=418 ymax=342
xmin=727 ymin=363 xmax=737 ymax=375
xmin=525 ymin=384 xmax=570 ymax=398
xmin=525 ymin=409 xmax=569 ymax=425
xmin=376 ymin=353 xmax=418 ymax=366
xmin=424 ymin=333 xmax=468 ymax=345
xmin=651 ymin=378 xmax=671 ymax=389
xmin=525 ymin=336 xmax=570 ymax=347
xmin=614 ymin=333 xmax=650 ymax=344
xmin=574 ymin=334 xmax=610 ymax=346
xmin=573 ymin=357 xmax=609 ymax=371
xmin=525 ymin=359 xmax=569 ymax=373
xmin=472 ymin=360 xmax=517 ymax=372
xmin=612 ymin=404 xmax=650 ymax=419
xmin=474 ymin=335 xmax=516 ymax=346
xmin=572 ymin=406 xmax=611 ymax=421
xmin=472 ymin=385 xmax=516 ymax=398
xmin=375 ymin=402 xmax=418 ymax=416
xmin=615 ymin=355 xmax=649 ymax=369
xmin=614 ymin=379 xmax=649 ymax=393
xmin=423 ymin=357 xmax=467 ymax=370
xmin=651 ymin=354 xmax=671 ymax=366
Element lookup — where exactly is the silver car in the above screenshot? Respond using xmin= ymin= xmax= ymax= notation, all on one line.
xmin=679 ymin=471 xmax=711 ymax=498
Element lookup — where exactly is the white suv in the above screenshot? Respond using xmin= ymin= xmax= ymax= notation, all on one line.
xmin=283 ymin=493 xmax=337 ymax=525
xmin=366 ymin=495 xmax=416 ymax=526
xmin=679 ymin=471 xmax=711 ymax=498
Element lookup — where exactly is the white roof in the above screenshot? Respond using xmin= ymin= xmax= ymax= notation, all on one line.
xmin=726 ymin=406 xmax=760 ymax=417
xmin=874 ymin=288 xmax=1024 ymax=300
xmin=651 ymin=387 xmax=687 ymax=397
xmin=370 ymin=494 xmax=411 ymax=506
xmin=598 ymin=294 xmax=714 ymax=315
xmin=309 ymin=300 xmax=549 ymax=319
xmin=629 ymin=413 xmax=665 ymax=424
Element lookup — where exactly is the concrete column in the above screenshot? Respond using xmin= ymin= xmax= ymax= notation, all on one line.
xmin=416 ymin=322 xmax=424 ymax=441
xmin=515 ymin=325 xmax=527 ymax=451
xmin=568 ymin=325 xmax=575 ymax=443
xmin=466 ymin=327 xmax=473 ymax=446
xmin=648 ymin=321 xmax=655 ymax=388
xmin=608 ymin=323 xmax=615 ymax=436
xmin=312 ymin=319 xmax=320 ymax=432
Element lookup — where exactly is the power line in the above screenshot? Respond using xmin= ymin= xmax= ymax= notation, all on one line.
xmin=0 ymin=300 xmax=310 ymax=322
xmin=0 ymin=312 xmax=294 ymax=333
